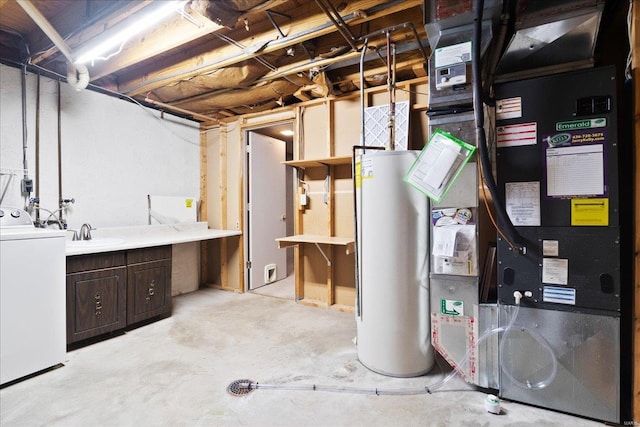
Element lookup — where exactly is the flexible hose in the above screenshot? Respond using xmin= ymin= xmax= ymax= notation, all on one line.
xmin=241 ymin=303 xmax=558 ymax=395
xmin=498 ymin=305 xmax=558 ymax=390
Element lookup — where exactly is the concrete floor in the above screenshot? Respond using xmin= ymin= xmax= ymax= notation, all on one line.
xmin=1 ymin=289 xmax=602 ymax=427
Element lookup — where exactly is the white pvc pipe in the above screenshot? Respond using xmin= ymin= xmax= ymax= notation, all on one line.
xmin=17 ymin=0 xmax=90 ymax=91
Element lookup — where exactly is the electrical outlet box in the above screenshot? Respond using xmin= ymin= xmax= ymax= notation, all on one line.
xmin=21 ymin=178 xmax=33 ymax=194
xmin=299 ymin=193 xmax=308 ymax=207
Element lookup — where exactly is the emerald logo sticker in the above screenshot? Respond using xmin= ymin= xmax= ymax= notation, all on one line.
xmin=441 ymin=299 xmax=463 ymax=316
xmin=556 ymin=118 xmax=606 ymax=131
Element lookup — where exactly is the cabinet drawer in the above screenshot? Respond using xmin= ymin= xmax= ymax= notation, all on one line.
xmin=127 ymin=246 xmax=171 ymax=264
xmin=66 ymin=266 xmax=127 ymax=344
xmin=66 ymin=252 xmax=126 ymax=274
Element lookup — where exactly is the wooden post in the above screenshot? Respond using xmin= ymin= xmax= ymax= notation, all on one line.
xmin=633 ymin=0 xmax=640 ymax=420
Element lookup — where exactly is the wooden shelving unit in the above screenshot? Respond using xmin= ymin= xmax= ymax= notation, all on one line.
xmin=282 ymin=151 xmax=355 ymax=312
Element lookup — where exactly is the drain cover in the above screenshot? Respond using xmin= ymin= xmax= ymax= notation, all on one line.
xmin=227 ymin=379 xmax=255 ymax=396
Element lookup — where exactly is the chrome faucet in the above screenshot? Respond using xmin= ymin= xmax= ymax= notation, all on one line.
xmin=79 ymin=223 xmax=94 ymax=240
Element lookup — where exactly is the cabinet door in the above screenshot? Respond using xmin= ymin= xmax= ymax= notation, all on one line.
xmin=66 ymin=267 xmax=127 ymax=344
xmin=127 ymin=260 xmax=171 ymax=325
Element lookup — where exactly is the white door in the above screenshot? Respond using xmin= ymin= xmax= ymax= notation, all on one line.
xmin=247 ymin=132 xmax=287 ymax=290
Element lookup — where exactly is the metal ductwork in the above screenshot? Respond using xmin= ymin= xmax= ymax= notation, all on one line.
xmin=495 ymin=0 xmax=605 ymax=79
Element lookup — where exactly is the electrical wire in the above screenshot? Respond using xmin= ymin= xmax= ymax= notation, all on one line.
xmin=394 ymin=85 xmax=429 ymax=96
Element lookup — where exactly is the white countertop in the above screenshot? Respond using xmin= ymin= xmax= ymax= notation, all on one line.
xmin=65 ymin=222 xmax=241 ymax=256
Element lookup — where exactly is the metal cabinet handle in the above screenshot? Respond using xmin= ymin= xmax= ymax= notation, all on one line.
xmin=95 ymin=293 xmax=102 ymax=316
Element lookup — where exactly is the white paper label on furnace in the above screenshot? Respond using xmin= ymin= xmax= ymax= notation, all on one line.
xmin=546 ymin=144 xmax=604 ymax=197
xmin=505 ymin=181 xmax=541 ymax=226
xmin=542 ymin=240 xmax=559 ymax=257
xmin=542 ymin=258 xmax=569 ymax=285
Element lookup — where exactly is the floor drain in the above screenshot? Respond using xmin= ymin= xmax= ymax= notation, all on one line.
xmin=227 ymin=379 xmax=255 ymax=396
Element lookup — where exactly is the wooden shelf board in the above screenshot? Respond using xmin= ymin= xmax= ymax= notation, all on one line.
xmin=276 ymin=234 xmax=354 ymax=254
xmin=282 ymin=156 xmax=351 ymax=168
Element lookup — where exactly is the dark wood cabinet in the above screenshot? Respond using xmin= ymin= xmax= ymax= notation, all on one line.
xmin=66 ymin=246 xmax=172 ymax=345
xmin=127 ymin=246 xmax=172 ymax=325
xmin=66 ymin=252 xmax=127 ymax=344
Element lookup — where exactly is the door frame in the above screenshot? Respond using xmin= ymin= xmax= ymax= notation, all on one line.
xmin=242 ymin=121 xmax=295 ymax=292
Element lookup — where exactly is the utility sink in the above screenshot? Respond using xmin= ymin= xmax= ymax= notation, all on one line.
xmin=66 ymin=237 xmax=125 ymax=248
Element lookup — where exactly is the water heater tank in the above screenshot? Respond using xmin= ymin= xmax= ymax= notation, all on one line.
xmin=355 ymin=150 xmax=434 ymax=377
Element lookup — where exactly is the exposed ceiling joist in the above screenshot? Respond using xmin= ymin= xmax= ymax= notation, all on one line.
xmin=119 ymin=0 xmax=422 ymax=96
xmin=0 ymin=0 xmax=429 ymax=122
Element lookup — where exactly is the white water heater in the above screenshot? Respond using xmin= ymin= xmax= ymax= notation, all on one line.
xmin=355 ymin=150 xmax=434 ymax=377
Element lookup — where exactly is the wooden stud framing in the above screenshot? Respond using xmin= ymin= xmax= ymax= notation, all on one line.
xmin=295 ymin=108 xmax=304 ymax=301
xmin=219 ymin=124 xmax=230 ymax=290
xmin=199 ymin=130 xmax=208 ymax=286
xmin=204 ymin=78 xmax=431 ymax=308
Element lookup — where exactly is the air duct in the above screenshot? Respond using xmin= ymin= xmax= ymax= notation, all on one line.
xmin=495 ymin=0 xmax=605 ymax=79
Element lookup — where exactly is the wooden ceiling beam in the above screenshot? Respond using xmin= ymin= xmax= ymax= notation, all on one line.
xmin=117 ymin=0 xmax=422 ymax=96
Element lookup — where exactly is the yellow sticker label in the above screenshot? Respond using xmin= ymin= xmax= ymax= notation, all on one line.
xmin=571 ymin=198 xmax=608 ymax=226
xmin=355 ymin=161 xmax=362 ymax=189
xmin=185 ymin=199 xmax=193 ymax=208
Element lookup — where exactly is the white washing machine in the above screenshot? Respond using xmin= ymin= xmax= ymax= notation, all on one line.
xmin=0 ymin=207 xmax=67 ymax=385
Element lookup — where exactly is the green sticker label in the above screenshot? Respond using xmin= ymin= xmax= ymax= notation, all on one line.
xmin=441 ymin=299 xmax=464 ymax=316
xmin=556 ymin=118 xmax=606 ymax=131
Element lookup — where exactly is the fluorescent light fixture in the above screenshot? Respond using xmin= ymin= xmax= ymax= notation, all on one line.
xmin=75 ymin=0 xmax=189 ymax=65
xmin=280 ymin=130 xmax=294 ymax=136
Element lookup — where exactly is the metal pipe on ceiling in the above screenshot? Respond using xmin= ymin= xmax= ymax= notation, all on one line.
xmin=144 ymin=97 xmax=217 ymax=123
xmin=313 ymin=0 xmax=358 ymax=51
xmin=212 ymin=33 xmax=309 ymax=87
xmin=357 ymin=22 xmax=429 ymax=62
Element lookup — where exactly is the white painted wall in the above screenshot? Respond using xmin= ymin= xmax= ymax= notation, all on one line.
xmin=0 ymin=64 xmax=200 ymax=230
